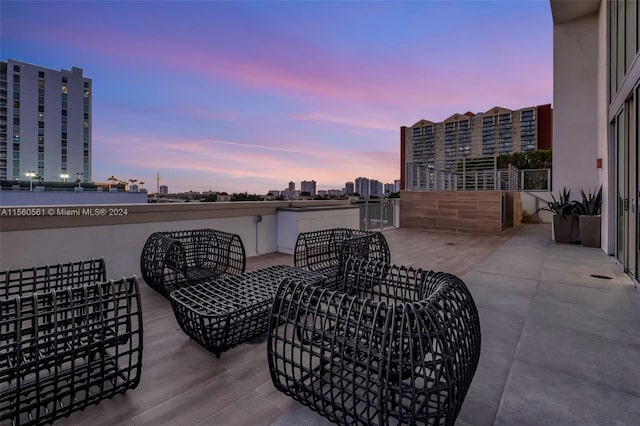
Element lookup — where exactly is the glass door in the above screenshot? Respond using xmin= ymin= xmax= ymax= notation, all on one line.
xmin=628 ymin=92 xmax=636 ymax=277
xmin=616 ymin=89 xmax=639 ymax=280
xmin=617 ymin=110 xmax=626 ymax=266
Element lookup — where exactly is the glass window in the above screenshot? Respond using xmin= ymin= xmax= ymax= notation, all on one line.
xmin=610 ymin=0 xmax=618 ymax=97
xmin=618 ymin=0 xmax=625 ymax=88
xmin=38 ymin=71 xmax=44 ymax=78
xmin=13 ymin=65 xmax=19 ymax=72
xmin=625 ymin=0 xmax=637 ymax=71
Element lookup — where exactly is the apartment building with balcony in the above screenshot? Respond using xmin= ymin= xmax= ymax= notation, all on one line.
xmin=0 ymin=59 xmax=92 ymax=183
xmin=400 ymin=104 xmax=552 ymax=190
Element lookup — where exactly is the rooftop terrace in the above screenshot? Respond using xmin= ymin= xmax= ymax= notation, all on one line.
xmin=45 ymin=223 xmax=638 ymax=426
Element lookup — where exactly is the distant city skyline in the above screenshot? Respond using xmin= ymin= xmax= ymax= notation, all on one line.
xmin=0 ymin=1 xmax=553 ymax=193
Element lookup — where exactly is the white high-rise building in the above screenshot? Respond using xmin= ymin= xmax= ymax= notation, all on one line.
xmin=355 ymin=177 xmax=370 ymax=198
xmin=345 ymin=182 xmax=355 ymax=194
xmin=0 ymin=59 xmax=92 ymax=182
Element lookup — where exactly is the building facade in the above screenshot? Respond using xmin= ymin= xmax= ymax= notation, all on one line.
xmin=300 ymin=180 xmax=316 ymax=196
xmin=551 ymin=0 xmax=639 ymax=283
xmin=400 ymin=105 xmax=552 ymax=190
xmin=370 ymin=179 xmax=383 ymax=197
xmin=355 ymin=177 xmax=370 ymax=198
xmin=384 ymin=183 xmax=396 ymax=194
xmin=345 ymin=181 xmax=355 ymax=195
xmin=0 ymin=59 xmax=92 ymax=183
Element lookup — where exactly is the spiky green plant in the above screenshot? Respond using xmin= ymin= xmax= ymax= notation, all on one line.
xmin=535 ymin=188 xmax=574 ymax=220
xmin=574 ymin=186 xmax=602 ymax=216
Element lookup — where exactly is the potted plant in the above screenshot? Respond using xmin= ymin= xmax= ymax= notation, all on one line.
xmin=537 ymin=188 xmax=576 ymax=243
xmin=574 ymin=186 xmax=602 ymax=247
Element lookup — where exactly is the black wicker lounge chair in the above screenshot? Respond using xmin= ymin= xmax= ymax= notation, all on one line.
xmin=170 ymin=265 xmax=325 ymax=357
xmin=0 ymin=259 xmax=143 ymax=426
xmin=140 ymin=228 xmax=246 ymax=297
xmin=293 ymin=228 xmax=390 ymax=289
xmin=268 ymin=257 xmax=481 ymax=425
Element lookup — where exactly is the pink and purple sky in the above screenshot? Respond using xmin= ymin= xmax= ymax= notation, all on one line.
xmin=1 ymin=0 xmax=553 ymax=194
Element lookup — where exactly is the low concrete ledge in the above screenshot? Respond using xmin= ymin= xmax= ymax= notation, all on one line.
xmin=0 ymin=200 xmax=352 ymax=232
xmin=276 ymin=204 xmax=360 ymax=254
xmin=0 ymin=200 xmax=354 ymax=277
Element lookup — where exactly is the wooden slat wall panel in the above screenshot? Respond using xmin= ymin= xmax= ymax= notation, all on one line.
xmin=400 ymin=191 xmax=521 ymax=234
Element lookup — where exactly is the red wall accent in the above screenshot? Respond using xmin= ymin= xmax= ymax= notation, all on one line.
xmin=536 ymin=104 xmax=553 ymax=150
xmin=400 ymin=126 xmax=406 ymax=190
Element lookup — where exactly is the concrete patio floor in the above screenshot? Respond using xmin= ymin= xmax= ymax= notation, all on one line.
xmin=459 ymin=224 xmax=639 ymax=425
xmin=52 ymin=224 xmax=639 ymax=425
xmin=275 ymin=224 xmax=640 ymax=425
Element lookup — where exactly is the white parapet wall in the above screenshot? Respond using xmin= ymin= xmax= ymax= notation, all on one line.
xmin=276 ymin=206 xmax=361 ymax=254
xmin=0 ymin=200 xmax=354 ymax=279
xmin=521 ymin=191 xmax=553 ymax=223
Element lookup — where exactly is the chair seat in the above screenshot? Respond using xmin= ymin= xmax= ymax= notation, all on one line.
xmin=268 ymin=258 xmax=481 ymax=425
xmin=184 ymin=266 xmax=220 ymax=282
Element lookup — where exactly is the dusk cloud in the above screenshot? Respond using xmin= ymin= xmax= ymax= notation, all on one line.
xmin=1 ymin=0 xmax=552 ymax=193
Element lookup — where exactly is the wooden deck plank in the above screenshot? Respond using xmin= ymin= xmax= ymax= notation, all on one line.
xmin=52 ymin=227 xmax=509 ymax=426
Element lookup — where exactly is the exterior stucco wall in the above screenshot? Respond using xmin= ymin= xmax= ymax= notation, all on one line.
xmin=0 ymin=200 xmax=353 ymax=279
xmin=0 ymin=215 xmax=277 ymax=280
xmin=276 ymin=206 xmax=360 ymax=254
xmin=553 ymin=13 xmax=600 ymax=196
xmin=597 ymin=0 xmax=611 ymax=252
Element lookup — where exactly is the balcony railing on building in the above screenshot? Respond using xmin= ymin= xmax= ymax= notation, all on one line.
xmin=405 ymin=158 xmax=550 ymax=192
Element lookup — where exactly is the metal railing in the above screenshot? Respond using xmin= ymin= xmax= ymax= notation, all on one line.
xmin=519 ymin=168 xmax=551 ymax=191
xmin=358 ymin=199 xmax=398 ymax=231
xmin=406 ymin=159 xmax=550 ymax=192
